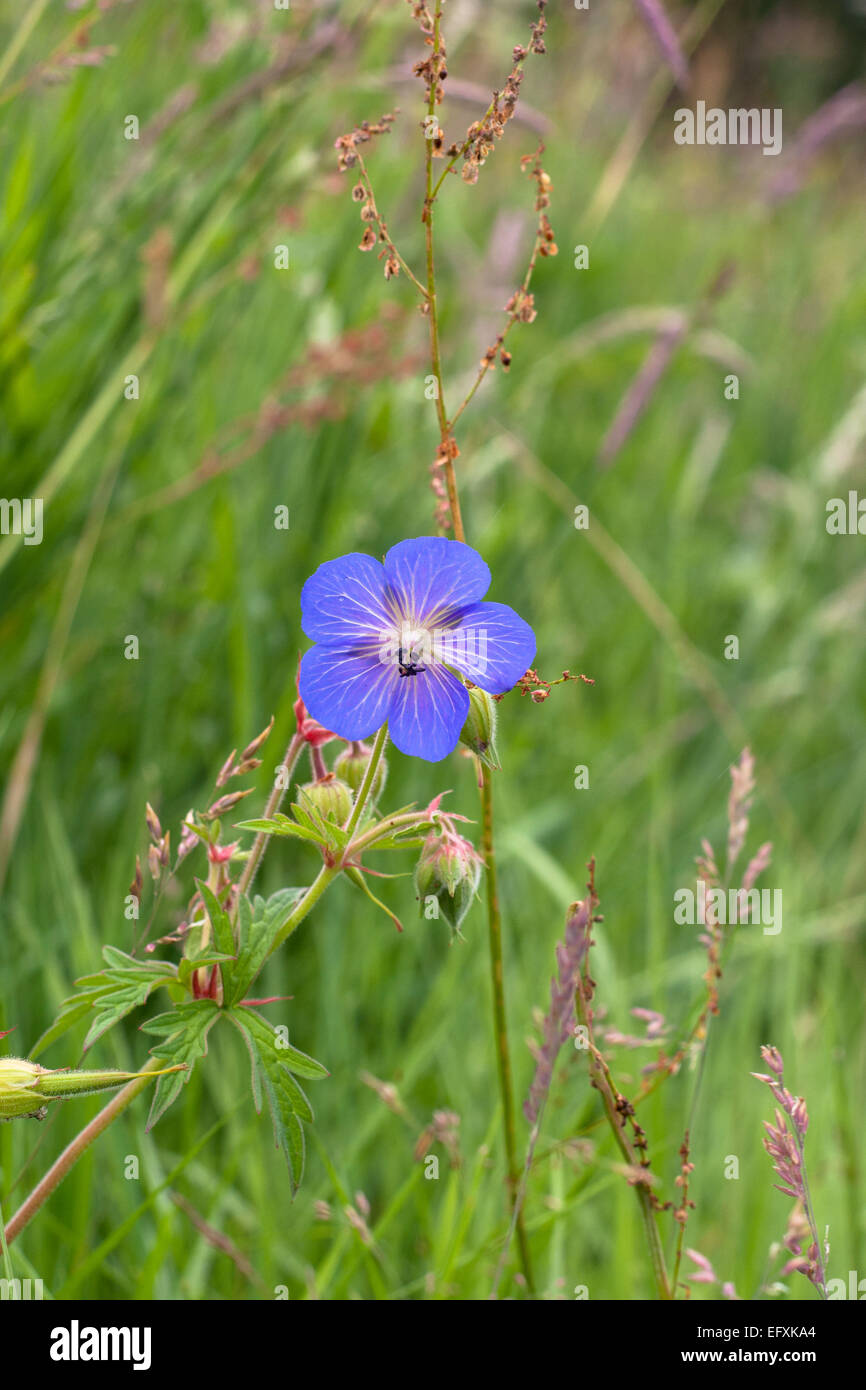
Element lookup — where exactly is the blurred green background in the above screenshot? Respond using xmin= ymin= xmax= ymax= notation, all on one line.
xmin=1 ymin=0 xmax=865 ymax=1299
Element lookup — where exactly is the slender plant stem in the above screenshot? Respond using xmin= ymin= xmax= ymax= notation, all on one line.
xmin=670 ymin=1129 xmax=691 ymax=1295
xmin=424 ymin=2 xmax=465 ymax=544
xmin=4 ymin=1057 xmax=163 ymax=1247
xmin=354 ymin=150 xmax=429 ymax=298
xmin=345 ymin=810 xmax=428 ymax=858
xmin=343 ymin=723 xmax=389 ymax=838
xmin=792 ymin=1128 xmax=827 ymax=1298
xmin=574 ymin=979 xmax=672 ymax=1299
xmin=237 ymin=731 xmax=305 ymax=900
xmin=481 ymin=765 xmax=533 ymax=1290
xmin=267 ymin=862 xmax=339 ymax=959
xmin=0 ymin=1198 xmax=13 ymax=1281
xmin=419 ymin=2 xmax=531 ymax=1289
xmin=491 ymin=1110 xmax=543 ymax=1297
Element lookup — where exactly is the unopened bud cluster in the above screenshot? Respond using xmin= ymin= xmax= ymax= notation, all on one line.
xmin=293 ymin=693 xmax=388 ymax=832
xmin=414 ymin=825 xmax=482 ymax=937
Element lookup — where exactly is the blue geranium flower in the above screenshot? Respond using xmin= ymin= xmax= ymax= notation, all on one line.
xmin=298 ymin=537 xmax=536 ymax=762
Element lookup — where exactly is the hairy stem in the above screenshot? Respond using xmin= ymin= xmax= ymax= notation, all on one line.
xmin=481 ymin=765 xmax=534 ymax=1290
xmin=346 ymin=810 xmax=430 ymax=858
xmin=420 ymin=4 xmax=530 ymax=1289
xmin=343 ymin=723 xmax=389 ymax=838
xmin=237 ymin=731 xmax=305 ymax=900
xmin=267 ymin=861 xmax=340 ymax=959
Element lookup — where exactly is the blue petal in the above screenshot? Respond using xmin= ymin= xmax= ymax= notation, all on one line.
xmin=387 ymin=664 xmax=470 ymax=763
xmin=384 ymin=537 xmax=490 ymax=627
xmin=445 ymin=601 xmax=536 ymax=693
xmin=301 ymin=552 xmax=395 ymax=646
xmin=299 ymin=644 xmax=397 ymax=741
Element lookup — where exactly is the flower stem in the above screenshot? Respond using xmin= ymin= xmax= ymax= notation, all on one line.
xmin=424 ymin=0 xmax=465 ymax=544
xmin=4 ymin=1056 xmax=164 ymax=1247
xmin=420 ymin=4 xmax=529 ymax=1290
xmin=343 ymin=722 xmax=389 ymax=838
xmin=481 ymin=765 xmax=533 ymax=1291
xmin=267 ymin=861 xmax=339 ymax=959
xmin=237 ymin=731 xmax=305 ymax=900
xmin=346 ymin=810 xmax=429 ymax=858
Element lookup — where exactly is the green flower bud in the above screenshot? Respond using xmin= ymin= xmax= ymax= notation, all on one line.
xmin=414 ymin=830 xmax=482 ymax=937
xmin=0 ymin=1057 xmax=183 ymax=1120
xmin=0 ymin=1058 xmax=44 ymax=1118
xmin=459 ymin=686 xmax=500 ymax=770
xmin=334 ymin=741 xmax=388 ymax=802
xmin=297 ymin=775 xmax=354 ymax=825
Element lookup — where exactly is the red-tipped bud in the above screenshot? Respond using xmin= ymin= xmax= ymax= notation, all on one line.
xmin=414 ymin=829 xmax=482 ymax=937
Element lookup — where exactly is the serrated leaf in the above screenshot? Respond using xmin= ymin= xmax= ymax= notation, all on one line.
xmin=140 ymin=1001 xmax=221 ymax=1129
xmin=31 ymin=987 xmax=112 ymax=1059
xmin=83 ymin=983 xmax=161 ymax=1053
xmin=235 ymin=815 xmax=321 ymax=845
xmin=288 ymin=803 xmax=317 ymax=834
xmin=71 ymin=972 xmax=115 ymax=989
xmin=260 ymin=1065 xmax=306 ymax=1191
xmin=229 ymin=887 xmax=305 ymax=1005
xmin=196 ymin=882 xmax=237 ymax=958
xmin=293 ymin=796 xmax=350 ymax=853
xmin=235 ymin=1006 xmax=329 ymax=1081
xmin=32 ymin=949 xmax=178 ymax=1059
xmin=228 ymin=1007 xmax=327 ymax=1193
xmin=101 ymin=946 xmax=175 ymax=976
xmin=236 ymin=892 xmax=253 ymax=954
xmin=236 ymin=815 xmax=325 ymax=848
xmin=229 ymin=1013 xmax=263 ymax=1114
xmin=275 ymin=1065 xmax=313 ymax=1123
